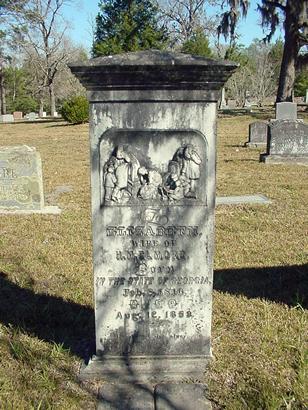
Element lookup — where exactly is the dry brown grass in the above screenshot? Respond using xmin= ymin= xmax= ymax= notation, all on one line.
xmin=0 ymin=117 xmax=307 ymax=409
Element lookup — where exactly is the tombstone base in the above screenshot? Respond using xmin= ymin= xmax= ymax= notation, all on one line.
xmin=96 ymin=382 xmax=212 ymax=410
xmin=260 ymin=154 xmax=308 ymax=165
xmin=79 ymin=355 xmax=211 ymax=383
xmin=245 ymin=142 xmax=267 ymax=148
xmin=98 ymin=383 xmax=154 ymax=410
xmin=155 ymin=383 xmax=212 ymax=410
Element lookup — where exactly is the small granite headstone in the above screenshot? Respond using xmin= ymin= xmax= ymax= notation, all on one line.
xmin=0 ymin=146 xmax=44 ymax=210
xmin=42 ymin=111 xmax=47 ymax=117
xmin=13 ymin=111 xmax=23 ymax=120
xmin=228 ymin=99 xmax=237 ymax=108
xmin=260 ymin=120 xmax=308 ymax=164
xmin=0 ymin=114 xmax=14 ymax=123
xmin=246 ymin=121 xmax=268 ymax=147
xmin=70 ymin=50 xmax=237 ymax=408
xmin=305 ymin=90 xmax=308 ymax=104
xmin=0 ymin=146 xmax=61 ymax=213
xmin=275 ymin=102 xmax=297 ymax=120
xmin=27 ymin=112 xmax=37 ymax=121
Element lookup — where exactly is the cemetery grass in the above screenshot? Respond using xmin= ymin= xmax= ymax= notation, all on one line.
xmin=0 ymin=117 xmax=307 ymax=409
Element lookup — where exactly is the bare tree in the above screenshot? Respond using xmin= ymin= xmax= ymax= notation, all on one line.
xmin=158 ymin=0 xmax=219 ymax=46
xmin=9 ymin=0 xmax=73 ymax=116
xmin=0 ymin=58 xmax=7 ymax=114
xmin=226 ymin=65 xmax=252 ymax=107
xmin=247 ymin=42 xmax=277 ymax=106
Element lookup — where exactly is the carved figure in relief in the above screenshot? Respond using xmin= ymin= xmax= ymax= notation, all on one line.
xmin=137 ymin=167 xmax=162 ymax=200
xmin=104 ymin=164 xmax=117 ymax=201
xmin=171 ymin=144 xmax=201 ymax=199
xmin=181 ymin=144 xmax=201 ymax=197
xmin=161 ymin=161 xmax=188 ymax=201
xmin=104 ymin=145 xmax=140 ymax=203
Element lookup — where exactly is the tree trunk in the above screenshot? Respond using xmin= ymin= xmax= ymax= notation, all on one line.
xmin=276 ymin=0 xmax=301 ymax=102
xmin=49 ymin=82 xmax=56 ymax=116
xmin=0 ymin=74 xmax=6 ymax=115
xmin=39 ymin=97 xmax=44 ymax=117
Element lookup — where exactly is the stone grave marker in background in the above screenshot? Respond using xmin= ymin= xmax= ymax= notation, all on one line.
xmin=275 ymin=102 xmax=297 ymax=120
xmin=261 ymin=120 xmax=308 ymax=164
xmin=227 ymin=99 xmax=237 ymax=108
xmin=13 ymin=111 xmax=23 ymax=120
xmin=0 ymin=146 xmax=61 ymax=214
xmin=0 ymin=114 xmax=14 ymax=123
xmin=27 ymin=112 xmax=37 ymax=121
xmin=219 ymin=87 xmax=227 ymax=109
xmin=244 ymin=91 xmax=252 ymax=108
xmin=70 ymin=50 xmax=237 ymax=409
xmin=245 ymin=121 xmax=268 ymax=147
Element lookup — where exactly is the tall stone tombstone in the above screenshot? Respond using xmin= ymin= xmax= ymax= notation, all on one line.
xmin=70 ymin=51 xmax=237 ymax=409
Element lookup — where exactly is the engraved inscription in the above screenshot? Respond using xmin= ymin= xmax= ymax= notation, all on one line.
xmin=106 ymin=225 xmax=200 ymax=237
xmin=0 ymin=167 xmax=17 ymax=179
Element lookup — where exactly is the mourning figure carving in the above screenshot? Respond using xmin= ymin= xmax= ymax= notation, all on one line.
xmin=103 ymin=144 xmax=202 ymax=204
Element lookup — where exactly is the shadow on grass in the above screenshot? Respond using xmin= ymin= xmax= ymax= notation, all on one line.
xmin=0 ymin=264 xmax=306 ymax=408
xmin=47 ymin=122 xmax=89 ymax=128
xmin=10 ymin=118 xmax=65 ymax=125
xmin=214 ymin=264 xmax=308 ymax=308
xmin=0 ymin=263 xmax=306 ymax=362
xmin=223 ymin=158 xmax=260 ymax=162
xmin=0 ymin=271 xmax=95 ymax=360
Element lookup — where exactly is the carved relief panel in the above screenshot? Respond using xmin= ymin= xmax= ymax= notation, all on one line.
xmin=99 ymin=130 xmax=208 ymax=206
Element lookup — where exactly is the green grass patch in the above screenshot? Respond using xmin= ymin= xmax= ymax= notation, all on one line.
xmin=0 ymin=117 xmax=307 ymax=408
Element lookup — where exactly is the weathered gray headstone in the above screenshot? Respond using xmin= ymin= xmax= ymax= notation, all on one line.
xmin=244 ymin=91 xmax=251 ymax=108
xmin=228 ymin=99 xmax=237 ymax=108
xmin=219 ymin=87 xmax=227 ymax=109
xmin=0 ymin=146 xmax=44 ymax=210
xmin=246 ymin=121 xmax=268 ymax=147
xmin=0 ymin=146 xmax=62 ymax=213
xmin=261 ymin=120 xmax=308 ymax=164
xmin=27 ymin=112 xmax=37 ymax=121
xmin=305 ymin=89 xmax=308 ymax=104
xmin=0 ymin=114 xmax=14 ymax=123
xmin=70 ymin=50 xmax=237 ymax=407
xmin=13 ymin=111 xmax=23 ymax=120
xmin=275 ymin=102 xmax=297 ymax=120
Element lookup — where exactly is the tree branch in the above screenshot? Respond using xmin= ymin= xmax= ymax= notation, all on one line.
xmin=262 ymin=0 xmax=286 ymax=12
